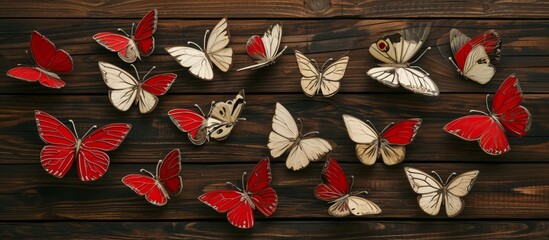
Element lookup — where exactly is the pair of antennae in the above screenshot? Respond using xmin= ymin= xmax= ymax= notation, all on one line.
xmin=68 ymin=119 xmax=97 ymax=140
xmin=187 ymin=29 xmax=211 ymax=52
xmin=226 ymin=171 xmax=248 ymax=192
xmin=129 ymin=64 xmax=156 ymax=81
xmin=469 ymin=94 xmax=493 ymax=116
xmin=117 ymin=23 xmax=136 ymax=38
xmin=408 ymin=47 xmax=432 ymax=75
xmin=310 ymin=57 xmax=335 ymax=73
xmin=296 ymin=118 xmax=319 ymax=138
xmin=431 ymin=170 xmax=457 ymax=185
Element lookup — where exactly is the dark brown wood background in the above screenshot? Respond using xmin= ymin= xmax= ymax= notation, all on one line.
xmin=1 ymin=0 xmax=548 ymax=239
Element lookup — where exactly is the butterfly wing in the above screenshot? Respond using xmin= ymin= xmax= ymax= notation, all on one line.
xmin=315 ymin=158 xmax=349 ymax=201
xmin=199 ymin=190 xmax=254 ymax=228
xmin=158 ymin=149 xmax=183 ymax=196
xmin=133 ymin=9 xmax=157 ymax=57
xmin=294 ymin=50 xmax=320 ymax=97
xmin=206 ymin=18 xmax=233 ymax=72
xmin=247 ymin=158 xmax=277 ymax=217
xmin=122 ymin=174 xmax=168 ymax=206
xmin=404 ymin=167 xmax=444 ymax=216
xmin=342 ymin=114 xmax=379 ymax=166
xmin=207 ymin=89 xmax=245 ymax=141
xmin=93 ymin=32 xmax=138 ymax=63
xmin=320 ymin=56 xmax=349 ymax=97
xmin=492 ymin=74 xmax=531 ymax=137
xmin=35 ymin=110 xmax=77 ymax=178
xmin=268 ymin=103 xmax=299 ymax=158
xmin=139 ymin=73 xmax=177 ymax=114
xmin=98 ymin=62 xmax=139 ymax=112
xmin=30 ymin=31 xmax=73 ymax=74
xmin=262 ymin=22 xmax=283 ymax=60
xmin=7 ymin=67 xmax=65 ymax=89
xmin=444 ymin=115 xmax=510 ymax=155
xmin=286 ymin=137 xmax=333 ymax=171
xmin=165 ymin=46 xmax=214 ymax=80
xmin=78 ymin=123 xmax=131 ymax=181
xmin=379 ymin=118 xmax=422 ymax=165
xmin=367 ymin=67 xmax=439 ymax=96
xmin=369 ymin=24 xmax=431 ymax=64
xmin=444 ymin=170 xmax=479 ymax=217
xmin=455 ymin=43 xmax=495 ymax=84
xmin=449 ymin=28 xmax=471 ymax=56
xmin=168 ymin=109 xmax=208 ymax=145
xmin=347 ymin=196 xmax=382 ymax=216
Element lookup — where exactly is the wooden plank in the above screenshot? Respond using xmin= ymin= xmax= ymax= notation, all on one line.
xmin=1 ymin=0 xmax=548 ymax=19
xmin=2 ymin=221 xmax=548 ymax=239
xmin=0 ymin=19 xmax=547 ymax=94
xmin=1 ymin=94 xmax=547 ymax=164
xmin=0 ymin=163 xmax=547 ymax=220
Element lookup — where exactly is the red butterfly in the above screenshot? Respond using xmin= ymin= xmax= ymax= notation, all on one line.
xmin=6 ymin=31 xmax=73 ymax=89
xmin=35 ymin=110 xmax=131 ymax=181
xmin=199 ymin=157 xmax=278 ymax=229
xmin=444 ymin=74 xmax=531 ymax=155
xmin=449 ymin=28 xmax=502 ymax=84
xmin=122 ymin=149 xmax=183 ymax=206
xmin=315 ymin=158 xmax=382 ymax=217
xmin=93 ymin=9 xmax=157 ymax=63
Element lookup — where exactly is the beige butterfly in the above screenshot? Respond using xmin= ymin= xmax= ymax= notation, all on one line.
xmin=165 ymin=18 xmax=232 ymax=80
xmin=268 ymin=102 xmax=334 ymax=171
xmin=367 ymin=23 xmax=439 ymax=96
xmin=405 ymin=167 xmax=479 ymax=217
xmin=294 ymin=50 xmax=349 ymax=97
xmin=98 ymin=62 xmax=177 ymax=114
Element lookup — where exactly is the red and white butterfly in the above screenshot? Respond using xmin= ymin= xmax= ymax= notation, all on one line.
xmin=122 ymin=149 xmax=183 ymax=206
xmin=315 ymin=158 xmax=382 ymax=217
xmin=444 ymin=74 xmax=531 ymax=155
xmin=35 ymin=110 xmax=131 ymax=181
xmin=367 ymin=24 xmax=439 ymax=96
xmin=237 ymin=22 xmax=287 ymax=71
xmin=168 ymin=90 xmax=246 ymax=145
xmin=93 ymin=9 xmax=157 ymax=63
xmin=199 ymin=157 xmax=278 ymax=229
xmin=6 ymin=31 xmax=73 ymax=89
xmin=165 ymin=18 xmax=233 ymax=80
xmin=98 ymin=61 xmax=177 ymax=114
xmin=294 ymin=50 xmax=349 ymax=97
xmin=405 ymin=167 xmax=479 ymax=217
xmin=448 ymin=28 xmax=501 ymax=84
xmin=343 ymin=114 xmax=422 ymax=166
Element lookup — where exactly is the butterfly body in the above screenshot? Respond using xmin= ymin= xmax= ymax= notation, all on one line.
xmin=93 ymin=9 xmax=157 ymax=63
xmin=237 ymin=23 xmax=287 ymax=71
xmin=7 ymin=31 xmax=74 ymax=89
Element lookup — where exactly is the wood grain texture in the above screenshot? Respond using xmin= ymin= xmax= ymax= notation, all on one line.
xmin=0 ymin=94 xmax=547 ymax=164
xmin=1 ymin=163 xmax=548 ymax=220
xmin=2 ymin=221 xmax=548 ymax=239
xmin=0 ymin=19 xmax=547 ymax=94
xmin=1 ymin=0 xmax=548 ymax=19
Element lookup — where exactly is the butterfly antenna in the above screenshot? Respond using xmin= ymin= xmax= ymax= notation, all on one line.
xmin=194 ymin=104 xmax=206 ymax=116
xmin=409 ymin=47 xmax=431 ymax=64
xmin=365 ymin=120 xmax=380 ymax=134
xmin=117 ymin=28 xmax=130 ymax=37
xmin=321 ymin=58 xmax=334 ymax=72
xmin=207 ymin=101 xmax=215 ymax=116
xmin=431 ymin=171 xmax=444 ymax=184
xmin=349 ymin=175 xmax=355 ymax=192
xmin=380 ymin=122 xmax=395 ymax=134
xmin=140 ymin=169 xmax=155 ymax=178
xmin=130 ymin=23 xmax=135 ymax=37
xmin=142 ymin=66 xmax=156 ymax=80
xmin=155 ymin=159 xmax=163 ymax=178
xmin=25 ymin=50 xmax=35 ymax=65
xmin=130 ymin=64 xmax=140 ymax=81
xmin=81 ymin=125 xmax=98 ymax=139
xmin=447 ymin=57 xmax=460 ymax=70
xmin=68 ymin=119 xmax=79 ymax=139
xmin=445 ymin=172 xmax=457 ymax=185
xmin=241 ymin=171 xmax=247 ymax=192
xmin=485 ymin=94 xmax=492 ymax=115
xmin=226 ymin=181 xmax=242 ymax=192
xmin=203 ymin=30 xmax=210 ymax=50
xmin=410 ymin=65 xmax=430 ymax=76
xmin=310 ymin=58 xmax=320 ymax=71
xmin=469 ymin=110 xmax=489 ymax=116
xmin=187 ymin=41 xmax=203 ymax=51
xmin=274 ymin=46 xmax=288 ymax=59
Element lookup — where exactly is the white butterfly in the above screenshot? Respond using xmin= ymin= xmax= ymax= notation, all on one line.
xmin=165 ymin=18 xmax=232 ymax=80
xmin=404 ymin=167 xmax=479 ymax=217
xmin=294 ymin=50 xmax=349 ymax=97
xmin=98 ymin=62 xmax=177 ymax=114
xmin=367 ymin=24 xmax=439 ymax=96
xmin=267 ymin=102 xmax=334 ymax=171
xmin=237 ymin=22 xmax=287 ymax=71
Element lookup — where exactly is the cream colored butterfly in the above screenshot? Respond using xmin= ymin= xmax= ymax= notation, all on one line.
xmin=405 ymin=167 xmax=479 ymax=217
xmin=294 ymin=50 xmax=349 ymax=97
xmin=367 ymin=24 xmax=439 ymax=96
xmin=268 ymin=102 xmax=334 ymax=171
xmin=98 ymin=62 xmax=177 ymax=114
xmin=165 ymin=18 xmax=232 ymax=80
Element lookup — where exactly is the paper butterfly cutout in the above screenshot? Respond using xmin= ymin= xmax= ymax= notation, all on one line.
xmin=448 ymin=28 xmax=501 ymax=84
xmin=93 ymin=9 xmax=157 ymax=63
xmin=237 ymin=22 xmax=287 ymax=71
xmin=367 ymin=24 xmax=439 ymax=96
xmin=166 ymin=18 xmax=233 ymax=80
xmin=315 ymin=158 xmax=382 ymax=217
xmin=199 ymin=157 xmax=277 ymax=229
xmin=343 ymin=114 xmax=422 ymax=166
xmin=168 ymin=90 xmax=246 ymax=145
xmin=122 ymin=149 xmax=183 ymax=206
xmin=35 ymin=110 xmax=131 ymax=181
xmin=98 ymin=61 xmax=177 ymax=114
xmin=444 ymin=74 xmax=531 ymax=155
xmin=268 ymin=102 xmax=334 ymax=171
xmin=294 ymin=50 xmax=349 ymax=97
xmin=405 ymin=167 xmax=479 ymax=217
xmin=7 ymin=31 xmax=73 ymax=89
